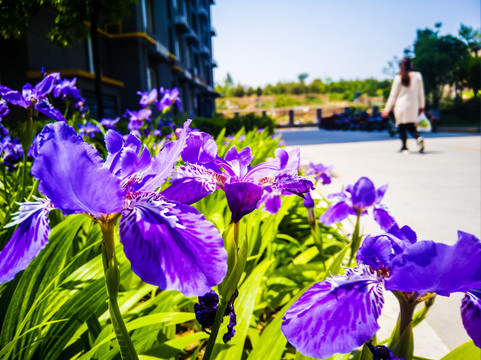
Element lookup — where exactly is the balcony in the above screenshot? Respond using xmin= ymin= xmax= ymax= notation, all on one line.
xmin=154 ymin=41 xmax=175 ymax=61
xmin=199 ymin=44 xmax=210 ymax=57
xmin=174 ymin=14 xmax=190 ymax=33
xmin=185 ymin=29 xmax=199 ymax=43
xmin=210 ymin=26 xmax=216 ymax=37
xmin=197 ymin=7 xmax=209 ymax=19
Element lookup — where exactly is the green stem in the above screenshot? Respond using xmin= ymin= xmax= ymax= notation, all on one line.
xmin=309 ymin=208 xmax=325 ymax=270
xmin=20 ymin=149 xmax=28 ymax=202
xmin=2 ymin=165 xmax=11 ymax=212
xmin=202 ymin=295 xmax=230 ymax=359
xmin=26 ymin=179 xmax=39 ymax=201
xmin=203 ymin=222 xmax=241 ymax=360
xmin=348 ymin=213 xmax=361 ymax=266
xmin=100 ymin=217 xmax=138 ymax=360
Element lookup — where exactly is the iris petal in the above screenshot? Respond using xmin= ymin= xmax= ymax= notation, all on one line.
xmin=31 ymin=122 xmax=123 ymax=217
xmin=119 ymin=192 xmax=227 ymax=297
xmin=350 ymin=177 xmax=376 ymax=209
xmin=357 ymin=234 xmax=395 ymax=269
xmin=461 ymin=289 xmax=481 ymax=347
xmin=373 ymin=206 xmax=396 ymax=231
xmin=282 ymin=265 xmax=384 ymax=358
xmin=386 ymin=231 xmax=481 ymax=296
xmin=273 ymin=174 xmax=314 ymax=195
xmin=0 ymin=86 xmax=30 ymax=107
xmin=35 ymin=100 xmax=66 ymax=122
xmin=134 ymin=119 xmax=191 ymax=192
xmin=181 ymin=131 xmax=218 ymax=170
xmin=319 ymin=201 xmax=351 ymax=225
xmin=162 ymin=164 xmax=218 ymax=204
xmin=224 ymin=181 xmax=264 ymax=223
xmin=0 ymin=200 xmax=51 ymax=284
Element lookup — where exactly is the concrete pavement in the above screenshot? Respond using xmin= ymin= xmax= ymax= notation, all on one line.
xmin=278 ymin=128 xmax=481 ymax=359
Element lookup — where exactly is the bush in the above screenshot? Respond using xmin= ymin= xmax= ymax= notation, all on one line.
xmin=274 ymin=95 xmax=303 ymax=108
xmin=189 ymin=113 xmax=276 ymax=138
xmin=440 ymin=97 xmax=481 ymax=126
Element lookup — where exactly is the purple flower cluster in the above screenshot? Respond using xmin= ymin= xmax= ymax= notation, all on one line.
xmin=125 ymin=87 xmax=181 ymax=137
xmin=281 ymin=226 xmax=481 ymax=358
xmin=0 ymin=72 xmax=85 ymax=122
xmin=307 ymin=162 xmax=333 ymax=185
xmin=1 ymin=136 xmax=23 ymax=171
xmin=194 ymin=290 xmax=237 ymax=343
xmin=0 ymin=120 xmax=228 ymax=297
xmin=157 ymin=87 xmax=181 ymax=112
xmin=0 ymin=100 xmax=9 ymax=121
xmin=320 ymin=176 xmax=396 ymax=231
xmin=161 ymin=131 xmax=314 ymax=222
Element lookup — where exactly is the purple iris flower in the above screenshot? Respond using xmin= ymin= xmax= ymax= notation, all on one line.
xmin=319 ymin=176 xmax=396 ymax=231
xmin=194 ymin=289 xmax=237 ymax=343
xmin=125 ymin=108 xmax=152 ymax=131
xmin=53 ymin=77 xmax=81 ymax=100
xmin=367 ymin=342 xmax=404 ymax=360
xmin=1 ymin=136 xmax=23 ymax=171
xmin=281 ymin=229 xmax=481 ymax=358
xmin=0 ymin=100 xmax=9 ymax=120
xmin=137 ymin=89 xmax=158 ymax=108
xmin=0 ymin=73 xmax=66 ymax=122
xmin=0 ymin=124 xmax=9 ymax=136
xmin=307 ymin=162 xmax=333 ymax=185
xmin=0 ymin=120 xmax=228 ymax=297
xmin=162 ymin=131 xmax=314 ymax=222
xmin=78 ymin=122 xmax=101 ymax=138
xmin=157 ymin=87 xmax=181 ymax=112
xmin=100 ymin=117 xmax=120 ymax=130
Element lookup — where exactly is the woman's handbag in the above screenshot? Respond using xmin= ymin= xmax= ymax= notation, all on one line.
xmin=417 ymin=113 xmax=432 ymax=132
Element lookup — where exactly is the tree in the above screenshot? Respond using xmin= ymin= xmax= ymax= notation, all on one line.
xmin=458 ymin=23 xmax=481 ymax=53
xmin=233 ymin=84 xmax=245 ymax=97
xmin=0 ymin=0 xmax=137 ymax=119
xmin=297 ymin=73 xmax=309 ymax=83
xmin=413 ymin=24 xmax=470 ymax=107
xmin=466 ymin=56 xmax=481 ymax=98
xmin=246 ymin=86 xmax=255 ymax=96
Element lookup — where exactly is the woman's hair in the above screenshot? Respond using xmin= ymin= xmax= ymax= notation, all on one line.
xmin=400 ymin=57 xmax=412 ymax=87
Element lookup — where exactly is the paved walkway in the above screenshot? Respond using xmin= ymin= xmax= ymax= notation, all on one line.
xmin=278 ymin=128 xmax=481 ymax=359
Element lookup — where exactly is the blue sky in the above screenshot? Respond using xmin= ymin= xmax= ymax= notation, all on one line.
xmin=211 ymin=0 xmax=480 ymax=87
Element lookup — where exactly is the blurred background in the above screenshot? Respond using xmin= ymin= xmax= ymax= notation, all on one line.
xmin=0 ymin=0 xmax=479 ymax=128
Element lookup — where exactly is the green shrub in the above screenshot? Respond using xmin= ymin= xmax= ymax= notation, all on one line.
xmin=189 ymin=113 xmax=276 ymax=138
xmin=440 ymin=97 xmax=480 ymax=126
xmin=274 ymin=95 xmax=303 ymax=108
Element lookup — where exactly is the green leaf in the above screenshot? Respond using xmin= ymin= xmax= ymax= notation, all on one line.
xmin=211 ymin=259 xmax=273 ymax=360
xmin=390 ymin=323 xmax=414 ymax=360
xmin=326 ymin=243 xmax=350 ymax=276
xmin=439 ymin=341 xmax=481 ymax=360
xmin=0 ymin=215 xmax=92 ymax=359
xmin=247 ymin=282 xmax=316 ymax=360
xmin=77 ymin=312 xmax=196 ymax=360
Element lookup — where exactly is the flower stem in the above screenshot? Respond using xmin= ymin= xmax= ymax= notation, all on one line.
xmin=309 ymin=209 xmax=326 ymax=270
xmin=100 ymin=217 xmax=138 ymax=360
xmin=20 ymin=149 xmax=28 ymax=202
xmin=2 ymin=165 xmax=11 ymax=212
xmin=203 ymin=221 xmax=243 ymax=360
xmin=348 ymin=213 xmax=362 ymax=266
xmin=202 ymin=294 xmax=230 ymax=359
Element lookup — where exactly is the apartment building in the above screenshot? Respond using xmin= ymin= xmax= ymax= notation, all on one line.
xmin=0 ymin=0 xmax=218 ymax=119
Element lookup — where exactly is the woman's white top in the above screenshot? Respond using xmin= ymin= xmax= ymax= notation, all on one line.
xmin=384 ymin=71 xmax=425 ymax=125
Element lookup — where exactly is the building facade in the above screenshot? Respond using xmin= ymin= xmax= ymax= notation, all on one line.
xmin=0 ymin=0 xmax=218 ymax=120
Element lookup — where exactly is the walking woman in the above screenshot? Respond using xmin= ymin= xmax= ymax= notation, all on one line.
xmin=381 ymin=57 xmax=425 ymax=153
